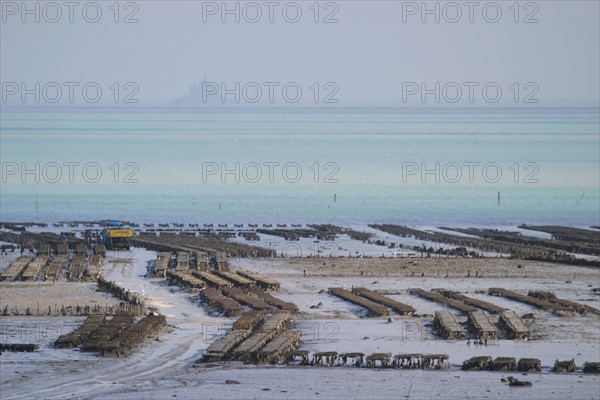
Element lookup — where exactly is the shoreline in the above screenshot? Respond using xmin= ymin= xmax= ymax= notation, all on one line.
xmin=1 ymin=221 xmax=599 ymax=399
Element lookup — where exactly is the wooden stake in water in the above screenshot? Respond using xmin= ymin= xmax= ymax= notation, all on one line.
xmin=497 ymin=191 xmax=500 ymax=206
xmin=334 ymin=193 xmax=336 ymax=203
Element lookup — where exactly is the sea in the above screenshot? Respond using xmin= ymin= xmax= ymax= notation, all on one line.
xmin=1 ymin=107 xmax=599 ymax=228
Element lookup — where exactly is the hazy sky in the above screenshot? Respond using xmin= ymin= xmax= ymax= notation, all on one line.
xmin=1 ymin=1 xmax=599 ymax=107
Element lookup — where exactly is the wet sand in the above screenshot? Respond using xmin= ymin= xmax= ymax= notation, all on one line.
xmin=1 ymin=234 xmax=599 ymax=399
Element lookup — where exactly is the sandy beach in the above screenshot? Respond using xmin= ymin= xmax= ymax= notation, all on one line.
xmin=1 ymin=225 xmax=599 ymax=399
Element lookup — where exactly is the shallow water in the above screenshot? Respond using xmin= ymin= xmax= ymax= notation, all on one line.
xmin=2 ymin=108 xmax=598 ymax=226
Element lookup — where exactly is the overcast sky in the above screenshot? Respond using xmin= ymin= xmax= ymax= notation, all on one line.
xmin=1 ymin=1 xmax=599 ymax=107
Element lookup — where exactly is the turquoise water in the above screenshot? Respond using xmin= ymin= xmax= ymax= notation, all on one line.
xmin=1 ymin=108 xmax=598 ymax=226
